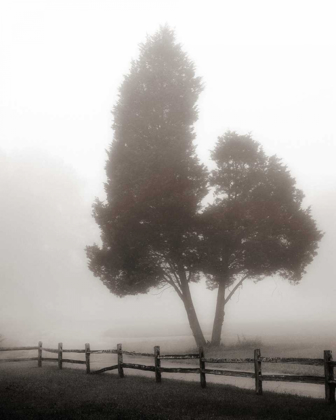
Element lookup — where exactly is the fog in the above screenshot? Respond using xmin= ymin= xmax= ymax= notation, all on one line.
xmin=0 ymin=0 xmax=335 ymax=350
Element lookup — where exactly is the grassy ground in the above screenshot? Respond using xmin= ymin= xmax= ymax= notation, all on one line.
xmin=1 ymin=363 xmax=336 ymax=420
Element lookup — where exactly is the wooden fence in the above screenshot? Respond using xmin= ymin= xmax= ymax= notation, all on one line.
xmin=0 ymin=343 xmax=335 ymax=404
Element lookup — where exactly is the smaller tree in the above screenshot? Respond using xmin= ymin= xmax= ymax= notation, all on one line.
xmin=200 ymin=131 xmax=323 ymax=346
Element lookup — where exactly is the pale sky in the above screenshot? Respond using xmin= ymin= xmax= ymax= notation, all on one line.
xmin=0 ymin=0 xmax=335 ymax=346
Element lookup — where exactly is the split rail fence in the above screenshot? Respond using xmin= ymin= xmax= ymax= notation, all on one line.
xmin=0 ymin=343 xmax=335 ymax=404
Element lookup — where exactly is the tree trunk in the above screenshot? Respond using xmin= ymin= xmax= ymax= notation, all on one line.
xmin=211 ymin=280 xmax=226 ymax=346
xmin=181 ymin=288 xmax=207 ymax=348
xmin=178 ymin=270 xmax=206 ymax=347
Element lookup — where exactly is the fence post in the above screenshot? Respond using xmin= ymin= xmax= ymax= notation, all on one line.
xmin=38 ymin=341 xmax=42 ymax=368
xmin=254 ymin=349 xmax=262 ymax=395
xmin=199 ymin=346 xmax=206 ymax=388
xmin=58 ymin=343 xmax=63 ymax=370
xmin=117 ymin=343 xmax=124 ymax=378
xmin=324 ymin=350 xmax=335 ymax=404
xmin=85 ymin=343 xmax=90 ymax=374
xmin=154 ymin=346 xmax=161 ymax=383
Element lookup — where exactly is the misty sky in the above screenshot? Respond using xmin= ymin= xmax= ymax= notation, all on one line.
xmin=1 ymin=0 xmax=335 ymax=345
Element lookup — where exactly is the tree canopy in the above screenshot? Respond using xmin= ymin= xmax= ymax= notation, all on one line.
xmin=87 ymin=28 xmax=323 ymax=347
xmin=86 ymin=26 xmax=208 ymax=345
xmin=200 ymin=132 xmax=323 ymax=344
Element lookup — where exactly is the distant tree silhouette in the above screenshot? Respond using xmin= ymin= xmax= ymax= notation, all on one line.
xmin=0 ymin=150 xmax=94 ymax=334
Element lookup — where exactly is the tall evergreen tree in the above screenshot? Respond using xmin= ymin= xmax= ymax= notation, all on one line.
xmin=86 ymin=27 xmax=208 ymax=346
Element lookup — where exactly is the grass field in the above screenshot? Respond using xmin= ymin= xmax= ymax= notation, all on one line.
xmin=1 ymin=363 xmax=336 ymax=420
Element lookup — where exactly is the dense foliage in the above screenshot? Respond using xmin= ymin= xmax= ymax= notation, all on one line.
xmin=86 ymin=26 xmax=208 ymax=345
xmin=87 ymin=28 xmax=323 ymax=346
xmin=200 ymin=132 xmax=323 ymax=344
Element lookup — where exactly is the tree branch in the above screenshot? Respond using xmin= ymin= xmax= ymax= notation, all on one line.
xmin=167 ymin=262 xmax=182 ymax=289
xmin=187 ymin=270 xmax=192 ymax=282
xmin=224 ymin=274 xmax=249 ymax=305
xmin=163 ymin=274 xmax=183 ymax=299
xmin=151 ymin=285 xmax=172 ymax=296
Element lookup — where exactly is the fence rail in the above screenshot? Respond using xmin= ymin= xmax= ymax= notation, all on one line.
xmin=160 ymin=353 xmax=199 ymax=360
xmin=0 ymin=342 xmax=335 ymax=404
xmin=0 ymin=346 xmax=38 ymax=351
xmin=203 ymin=357 xmax=254 ymax=364
xmin=0 ymin=357 xmax=38 ymax=363
xmin=91 ymin=364 xmax=119 ymax=375
xmin=259 ymin=357 xmax=324 ymax=366
xmin=261 ymin=374 xmax=325 ymax=384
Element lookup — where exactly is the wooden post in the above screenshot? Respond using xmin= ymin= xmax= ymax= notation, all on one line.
xmin=199 ymin=346 xmax=206 ymax=388
xmin=154 ymin=346 xmax=161 ymax=383
xmin=58 ymin=343 xmax=63 ymax=370
xmin=324 ymin=350 xmax=335 ymax=404
xmin=38 ymin=341 xmax=42 ymax=368
xmin=117 ymin=343 xmax=124 ymax=378
xmin=85 ymin=343 xmax=90 ymax=374
xmin=254 ymin=349 xmax=262 ymax=395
